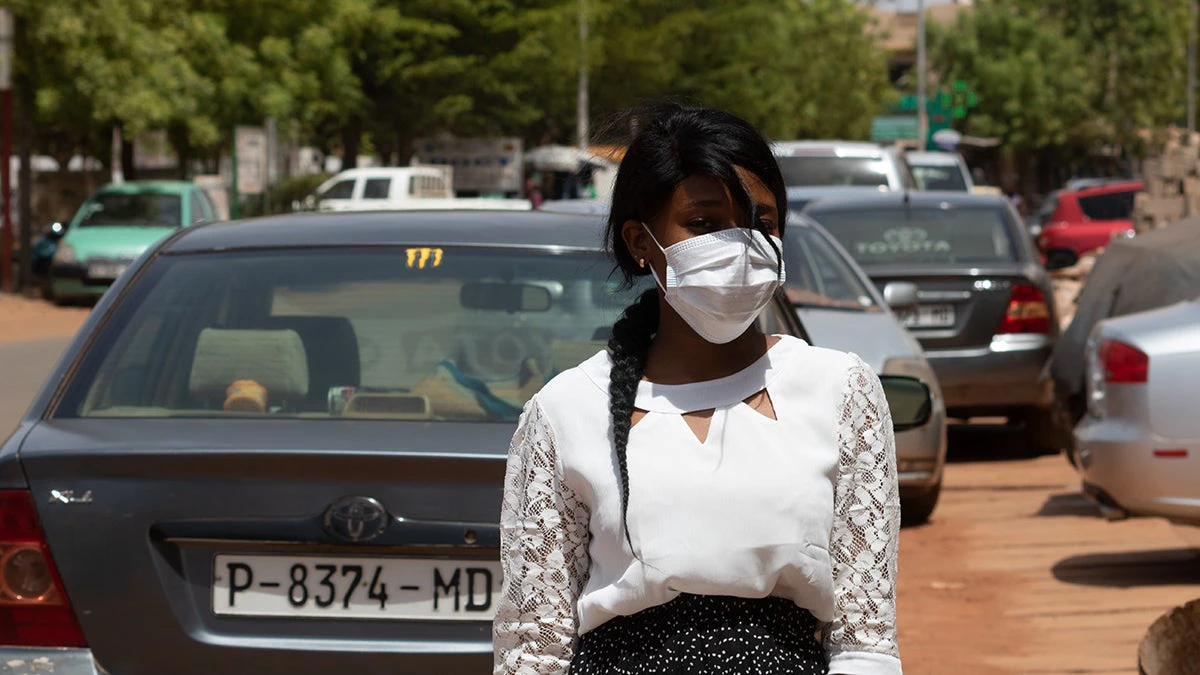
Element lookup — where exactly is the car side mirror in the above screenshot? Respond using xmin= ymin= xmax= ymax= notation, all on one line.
xmin=883 ymin=281 xmax=920 ymax=310
xmin=1044 ymin=249 xmax=1079 ymax=271
xmin=878 ymin=375 xmax=933 ymax=431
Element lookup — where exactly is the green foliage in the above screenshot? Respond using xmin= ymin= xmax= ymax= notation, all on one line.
xmin=14 ymin=0 xmax=894 ymax=165
xmin=931 ymin=0 xmax=1190 ymax=154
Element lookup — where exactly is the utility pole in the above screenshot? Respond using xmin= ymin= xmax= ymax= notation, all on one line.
xmin=0 ymin=9 xmax=12 ymax=294
xmin=916 ymin=0 xmax=928 ymax=151
xmin=1189 ymin=0 xmax=1197 ymax=133
xmin=576 ymin=0 xmax=589 ymax=152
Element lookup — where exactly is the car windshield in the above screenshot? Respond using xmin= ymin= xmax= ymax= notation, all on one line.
xmin=782 ymin=226 xmax=880 ymax=311
xmin=61 ymin=247 xmax=647 ymax=422
xmin=809 ymin=206 xmax=1018 ymax=265
xmin=911 ymin=165 xmax=968 ymax=191
xmin=776 ymin=156 xmax=890 ymax=187
xmin=78 ymin=192 xmax=183 ymax=228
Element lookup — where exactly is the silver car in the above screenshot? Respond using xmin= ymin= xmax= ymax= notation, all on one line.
xmin=905 ymin=151 xmax=974 ymax=192
xmin=1074 ymin=300 xmax=1200 ymax=526
xmin=783 ymin=215 xmax=947 ymax=524
xmin=773 ymin=141 xmax=917 ymax=191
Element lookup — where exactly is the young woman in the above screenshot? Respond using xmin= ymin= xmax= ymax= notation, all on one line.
xmin=493 ymin=104 xmax=901 ymax=675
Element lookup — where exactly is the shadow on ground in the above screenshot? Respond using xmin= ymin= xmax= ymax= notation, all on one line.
xmin=1052 ymin=548 xmax=1200 ymax=588
xmin=1036 ymin=491 xmax=1103 ymax=518
xmin=946 ymin=422 xmax=1038 ymax=464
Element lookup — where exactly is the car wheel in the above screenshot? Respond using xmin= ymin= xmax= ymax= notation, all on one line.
xmin=901 ymin=480 xmax=941 ymax=526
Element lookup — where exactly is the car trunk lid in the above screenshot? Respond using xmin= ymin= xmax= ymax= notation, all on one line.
xmin=865 ymin=265 xmax=1049 ymax=349
xmin=19 ymin=418 xmax=509 ymax=673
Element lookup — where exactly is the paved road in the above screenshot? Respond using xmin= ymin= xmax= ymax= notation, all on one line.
xmin=0 ymin=337 xmax=72 ymax=432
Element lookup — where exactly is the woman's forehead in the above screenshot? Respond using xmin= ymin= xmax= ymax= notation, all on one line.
xmin=672 ymin=171 xmax=775 ymax=209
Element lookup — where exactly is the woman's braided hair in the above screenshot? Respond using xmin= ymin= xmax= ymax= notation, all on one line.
xmin=601 ymin=103 xmax=788 ymax=555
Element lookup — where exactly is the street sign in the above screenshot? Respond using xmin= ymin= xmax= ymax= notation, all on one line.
xmin=871 ymin=116 xmax=920 ymax=143
xmin=413 ymin=137 xmax=523 ymax=194
xmin=235 ymin=126 xmax=266 ymax=195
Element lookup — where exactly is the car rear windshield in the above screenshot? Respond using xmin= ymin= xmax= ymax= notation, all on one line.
xmin=776 ymin=156 xmax=890 ymax=188
xmin=809 ymin=206 xmax=1019 ymax=265
xmin=1077 ymin=189 xmax=1137 ymax=221
xmin=79 ymin=193 xmax=182 ymax=227
xmin=59 ymin=247 xmax=646 ymax=422
xmin=783 ymin=226 xmax=880 ymax=311
xmin=911 ymin=165 xmax=968 ymax=191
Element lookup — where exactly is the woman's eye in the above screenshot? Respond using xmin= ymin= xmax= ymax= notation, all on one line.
xmin=687 ymin=218 xmax=721 ymax=230
xmin=757 ymin=218 xmax=777 ymax=232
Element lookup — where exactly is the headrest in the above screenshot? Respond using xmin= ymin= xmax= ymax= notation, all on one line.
xmin=189 ymin=328 xmax=309 ymax=399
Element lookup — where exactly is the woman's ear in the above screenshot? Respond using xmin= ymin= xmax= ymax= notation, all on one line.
xmin=622 ymin=220 xmax=654 ymax=269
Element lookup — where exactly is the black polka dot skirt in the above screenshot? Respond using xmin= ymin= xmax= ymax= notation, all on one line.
xmin=569 ymin=594 xmax=828 ymax=675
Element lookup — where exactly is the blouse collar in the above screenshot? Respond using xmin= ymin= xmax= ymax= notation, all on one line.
xmin=580 ymin=335 xmax=806 ymax=414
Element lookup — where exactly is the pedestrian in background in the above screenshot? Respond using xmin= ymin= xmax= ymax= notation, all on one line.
xmin=493 ymin=103 xmax=902 ymax=675
xmin=525 ymin=174 xmax=544 ymax=210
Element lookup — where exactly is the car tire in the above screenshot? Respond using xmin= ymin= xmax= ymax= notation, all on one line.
xmin=901 ymin=480 xmax=941 ymax=526
xmin=45 ymin=277 xmax=70 ymax=306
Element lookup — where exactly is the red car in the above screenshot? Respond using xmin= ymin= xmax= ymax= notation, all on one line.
xmin=1036 ymin=180 xmax=1142 ymax=265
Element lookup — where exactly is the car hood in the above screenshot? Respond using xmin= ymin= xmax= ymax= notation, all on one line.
xmin=795 ymin=306 xmax=922 ymax=372
xmin=63 ymin=226 xmax=177 ymax=261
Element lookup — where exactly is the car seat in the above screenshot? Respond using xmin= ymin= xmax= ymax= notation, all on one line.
xmin=262 ymin=316 xmax=361 ymax=411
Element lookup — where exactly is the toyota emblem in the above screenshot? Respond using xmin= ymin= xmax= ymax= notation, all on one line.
xmin=323 ymin=496 xmax=390 ymax=543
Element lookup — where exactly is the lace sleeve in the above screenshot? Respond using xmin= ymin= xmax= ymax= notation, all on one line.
xmin=493 ymin=398 xmax=591 ymax=675
xmin=824 ymin=356 xmax=903 ymax=675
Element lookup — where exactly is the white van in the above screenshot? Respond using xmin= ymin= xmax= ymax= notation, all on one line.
xmin=310 ymin=166 xmax=532 ymax=212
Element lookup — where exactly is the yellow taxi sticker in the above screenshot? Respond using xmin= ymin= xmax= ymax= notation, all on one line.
xmin=406 ymin=248 xmax=443 ymax=269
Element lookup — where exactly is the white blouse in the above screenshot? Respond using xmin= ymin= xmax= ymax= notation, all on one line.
xmin=493 ymin=335 xmax=901 ymax=675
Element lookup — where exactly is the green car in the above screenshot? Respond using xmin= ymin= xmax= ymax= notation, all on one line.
xmin=48 ymin=181 xmax=219 ymax=304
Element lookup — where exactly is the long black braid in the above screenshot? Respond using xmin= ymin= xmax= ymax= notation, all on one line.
xmin=599 ymin=102 xmax=789 ymax=556
xmin=605 ymin=288 xmax=659 ymax=555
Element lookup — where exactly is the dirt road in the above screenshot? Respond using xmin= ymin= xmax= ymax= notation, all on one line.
xmin=899 ymin=426 xmax=1200 ymax=674
xmin=1 ymin=295 xmax=1198 ymax=673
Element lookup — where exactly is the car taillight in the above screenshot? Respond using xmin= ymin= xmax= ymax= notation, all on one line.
xmin=1100 ymin=339 xmax=1149 ymax=384
xmin=0 ymin=491 xmax=85 ymax=647
xmin=997 ymin=284 xmax=1051 ymax=334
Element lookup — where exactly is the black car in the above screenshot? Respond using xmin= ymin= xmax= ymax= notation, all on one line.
xmin=804 ymin=192 xmax=1065 ymax=453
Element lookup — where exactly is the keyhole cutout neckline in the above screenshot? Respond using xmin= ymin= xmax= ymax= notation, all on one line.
xmin=623 ymin=334 xmax=795 ymax=417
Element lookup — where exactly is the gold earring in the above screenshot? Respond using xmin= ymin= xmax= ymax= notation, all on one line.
xmin=639 ymin=258 xmax=647 ymax=269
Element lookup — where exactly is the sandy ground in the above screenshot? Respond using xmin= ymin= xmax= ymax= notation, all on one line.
xmin=899 ymin=426 xmax=1200 ymax=674
xmin=0 ymin=293 xmax=90 ymax=342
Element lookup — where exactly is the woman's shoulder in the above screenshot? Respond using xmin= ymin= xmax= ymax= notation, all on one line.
xmin=771 ymin=334 xmax=865 ymax=383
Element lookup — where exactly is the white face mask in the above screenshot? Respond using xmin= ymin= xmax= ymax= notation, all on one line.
xmin=643 ymin=224 xmax=786 ymax=344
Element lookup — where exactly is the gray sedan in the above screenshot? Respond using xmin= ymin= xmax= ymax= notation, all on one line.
xmin=806 ymin=192 xmax=1064 ymax=454
xmin=1074 ymin=300 xmax=1200 ymax=527
xmin=783 ymin=215 xmax=947 ymax=524
xmin=0 ymin=210 xmax=932 ymax=673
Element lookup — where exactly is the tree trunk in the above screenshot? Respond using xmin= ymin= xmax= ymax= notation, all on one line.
xmin=121 ymin=128 xmax=137 ymax=181
xmin=341 ymin=119 xmax=361 ymax=170
xmin=15 ymin=13 xmax=34 ymax=294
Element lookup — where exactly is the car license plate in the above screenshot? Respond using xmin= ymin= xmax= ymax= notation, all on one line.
xmin=86 ymin=263 xmax=127 ymax=281
xmin=212 ymin=554 xmax=501 ymax=620
xmin=898 ymin=304 xmax=955 ymax=328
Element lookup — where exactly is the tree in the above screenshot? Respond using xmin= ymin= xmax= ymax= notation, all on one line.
xmin=930 ymin=1 xmax=1099 ymax=153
